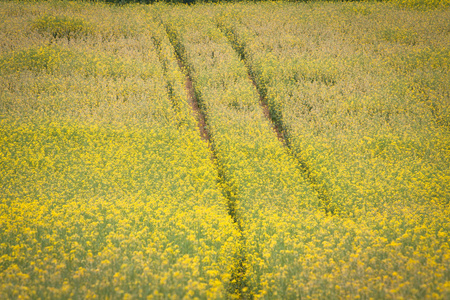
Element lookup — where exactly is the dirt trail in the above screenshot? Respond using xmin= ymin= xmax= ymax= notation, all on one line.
xmin=165 ymin=25 xmax=250 ymax=298
xmin=180 ymin=62 xmax=210 ymax=143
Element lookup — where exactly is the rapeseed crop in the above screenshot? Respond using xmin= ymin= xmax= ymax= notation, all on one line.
xmin=0 ymin=121 xmax=240 ymax=299
xmin=158 ymin=6 xmax=326 ymax=297
xmin=159 ymin=5 xmax=450 ymax=299
xmin=1 ymin=1 xmax=239 ymax=298
xmin=217 ymin=2 xmax=450 ymax=298
xmin=1 ymin=0 xmax=449 ymax=299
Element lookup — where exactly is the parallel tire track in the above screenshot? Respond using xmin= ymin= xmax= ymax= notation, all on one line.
xmin=160 ymin=20 xmax=250 ymax=299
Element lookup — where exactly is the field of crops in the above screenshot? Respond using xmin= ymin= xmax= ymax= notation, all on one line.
xmin=0 ymin=0 xmax=449 ymax=299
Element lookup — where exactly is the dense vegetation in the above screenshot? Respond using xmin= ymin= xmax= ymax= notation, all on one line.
xmin=106 ymin=0 xmax=450 ymax=9
xmin=1 ymin=0 xmax=449 ymax=299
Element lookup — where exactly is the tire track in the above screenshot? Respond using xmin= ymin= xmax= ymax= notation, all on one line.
xmin=159 ymin=20 xmax=250 ymax=299
xmin=216 ymin=21 xmax=335 ymax=215
xmin=182 ymin=62 xmax=211 ymax=143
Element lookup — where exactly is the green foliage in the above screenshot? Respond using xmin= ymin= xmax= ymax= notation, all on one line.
xmin=0 ymin=45 xmax=73 ymax=73
xmin=31 ymin=15 xmax=94 ymax=40
xmin=388 ymin=0 xmax=450 ymax=9
xmin=0 ymin=45 xmax=158 ymax=79
xmin=380 ymin=27 xmax=419 ymax=45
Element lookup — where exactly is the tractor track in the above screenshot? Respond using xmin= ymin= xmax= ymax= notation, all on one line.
xmin=216 ymin=22 xmax=335 ymax=215
xmin=161 ymin=21 xmax=251 ymax=299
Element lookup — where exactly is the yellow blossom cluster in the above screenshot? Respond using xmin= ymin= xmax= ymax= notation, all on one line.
xmin=0 ymin=121 xmax=240 ymax=299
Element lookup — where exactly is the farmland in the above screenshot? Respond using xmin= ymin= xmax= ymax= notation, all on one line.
xmin=1 ymin=0 xmax=449 ymax=299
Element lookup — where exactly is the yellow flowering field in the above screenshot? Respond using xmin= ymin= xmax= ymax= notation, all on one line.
xmin=159 ymin=7 xmax=323 ymax=298
xmin=0 ymin=1 xmax=240 ymax=298
xmin=159 ymin=4 xmax=449 ymax=298
xmin=215 ymin=1 xmax=450 ymax=298
xmin=1 ymin=0 xmax=449 ymax=299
